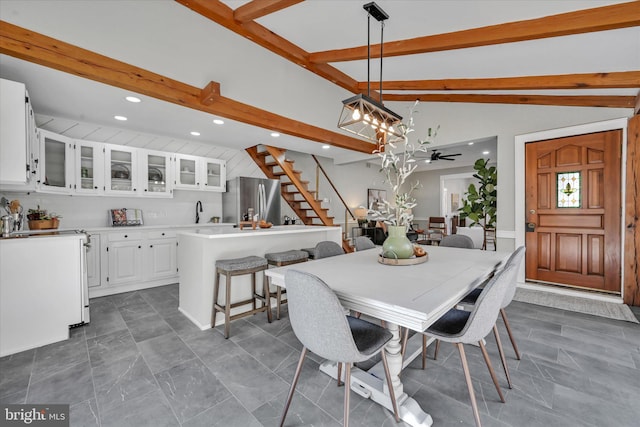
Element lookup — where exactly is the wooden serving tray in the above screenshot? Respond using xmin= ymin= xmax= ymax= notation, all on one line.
xmin=378 ymin=253 xmax=428 ymax=266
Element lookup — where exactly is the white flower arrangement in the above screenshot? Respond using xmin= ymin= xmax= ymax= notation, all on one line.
xmin=368 ymin=101 xmax=438 ymax=227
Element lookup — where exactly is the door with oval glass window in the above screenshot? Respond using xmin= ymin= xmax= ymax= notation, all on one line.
xmin=524 ymin=130 xmax=621 ymax=293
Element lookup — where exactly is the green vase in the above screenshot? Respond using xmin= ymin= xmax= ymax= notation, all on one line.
xmin=382 ymin=225 xmax=414 ymax=259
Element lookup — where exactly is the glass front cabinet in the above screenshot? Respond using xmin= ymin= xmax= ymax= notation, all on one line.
xmin=75 ymin=140 xmax=104 ymax=195
xmin=174 ymin=154 xmax=226 ymax=192
xmin=37 ymin=129 xmax=75 ymax=194
xmin=104 ymin=144 xmax=138 ymax=196
xmin=139 ymin=149 xmax=172 ymax=197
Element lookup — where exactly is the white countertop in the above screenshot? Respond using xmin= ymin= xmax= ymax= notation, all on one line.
xmin=178 ymin=225 xmax=340 ymax=239
xmin=81 ymin=223 xmax=236 ymax=233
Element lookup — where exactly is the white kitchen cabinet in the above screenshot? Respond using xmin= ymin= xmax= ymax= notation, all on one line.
xmin=202 ymin=158 xmax=226 ymax=192
xmin=106 ymin=232 xmax=144 ymax=286
xmin=145 ymin=230 xmax=178 ymax=280
xmin=74 ymin=140 xmax=105 ymax=195
xmin=104 ymin=144 xmax=138 ymax=196
xmin=139 ymin=149 xmax=173 ymax=197
xmin=86 ymin=233 xmax=101 ymax=288
xmin=37 ymin=129 xmax=75 ymax=194
xmin=174 ymin=154 xmax=226 ymax=192
xmin=0 ymin=78 xmax=38 ymax=188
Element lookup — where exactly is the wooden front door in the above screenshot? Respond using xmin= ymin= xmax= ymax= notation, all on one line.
xmin=525 ymin=130 xmax=622 ymax=293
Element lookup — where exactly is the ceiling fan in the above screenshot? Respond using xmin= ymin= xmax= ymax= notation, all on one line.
xmin=417 ymin=149 xmax=462 ymax=162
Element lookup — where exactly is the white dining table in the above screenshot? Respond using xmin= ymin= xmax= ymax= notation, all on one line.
xmin=265 ymin=245 xmax=510 ymax=427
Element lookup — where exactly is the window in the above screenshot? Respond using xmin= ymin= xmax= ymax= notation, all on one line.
xmin=557 ymin=172 xmax=580 ymax=208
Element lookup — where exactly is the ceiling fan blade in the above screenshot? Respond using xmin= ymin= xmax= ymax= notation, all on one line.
xmin=440 ymin=153 xmax=462 ymax=158
xmin=441 ymin=157 xmax=455 ymax=160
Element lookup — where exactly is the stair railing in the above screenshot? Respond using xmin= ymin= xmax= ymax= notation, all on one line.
xmin=311 ymin=155 xmax=356 ymax=240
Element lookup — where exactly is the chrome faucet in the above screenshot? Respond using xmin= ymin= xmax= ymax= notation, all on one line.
xmin=195 ymin=201 xmax=203 ymax=223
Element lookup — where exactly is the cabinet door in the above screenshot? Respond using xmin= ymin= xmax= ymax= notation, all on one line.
xmin=146 ymin=238 xmax=178 ymax=280
xmin=75 ymin=140 xmax=104 ymax=195
xmin=202 ymin=158 xmax=226 ymax=192
xmin=139 ymin=149 xmax=172 ymax=197
xmin=105 ymin=144 xmax=138 ymax=195
xmin=0 ymin=79 xmax=31 ymax=186
xmin=174 ymin=154 xmax=201 ymax=189
xmin=86 ymin=233 xmax=101 ymax=288
xmin=37 ymin=130 xmax=74 ymax=194
xmin=107 ymin=240 xmax=143 ymax=285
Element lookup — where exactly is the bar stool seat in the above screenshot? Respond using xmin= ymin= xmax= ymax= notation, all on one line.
xmin=300 ymin=247 xmax=316 ymax=259
xmin=264 ymin=250 xmax=309 ymax=320
xmin=212 ymin=255 xmax=270 ymax=338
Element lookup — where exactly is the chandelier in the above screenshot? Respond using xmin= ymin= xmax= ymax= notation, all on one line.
xmin=338 ymin=2 xmax=403 ymax=147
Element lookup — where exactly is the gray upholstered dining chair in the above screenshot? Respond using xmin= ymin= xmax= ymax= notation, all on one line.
xmin=439 ymin=234 xmax=475 ymax=249
xmin=280 ymin=270 xmax=399 ymax=427
xmin=354 ymin=236 xmax=376 ymax=251
xmin=415 ymin=246 xmax=525 ymax=427
xmin=458 ymin=246 xmax=526 ymax=361
xmin=314 ymin=240 xmax=345 ymax=259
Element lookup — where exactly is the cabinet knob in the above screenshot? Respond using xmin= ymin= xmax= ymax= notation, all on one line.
xmin=94 ymin=186 xmax=98 ymax=189
xmin=144 ymin=189 xmax=148 ymax=192
xmin=161 ymin=232 xmax=165 ymax=236
xmin=138 ymin=245 xmax=141 ymax=249
xmin=149 ymin=245 xmax=153 ymax=248
xmin=124 ymin=235 xmax=128 ymax=238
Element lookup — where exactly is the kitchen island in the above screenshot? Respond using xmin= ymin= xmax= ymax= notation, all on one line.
xmin=177 ymin=225 xmax=342 ymax=329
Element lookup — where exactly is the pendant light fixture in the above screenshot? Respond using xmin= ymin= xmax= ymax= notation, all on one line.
xmin=338 ymin=2 xmax=403 ymax=147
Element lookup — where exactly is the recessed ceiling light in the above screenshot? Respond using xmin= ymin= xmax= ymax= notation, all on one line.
xmin=190 ymin=131 xmax=201 ymax=136
xmin=213 ymin=119 xmax=224 ymax=125
xmin=270 ymin=132 xmax=280 ymax=138
xmin=125 ymin=96 xmax=141 ymax=103
xmin=322 ymin=145 xmax=330 ymax=150
xmin=482 ymin=151 xmax=490 ymax=155
xmin=468 ymin=142 xmax=474 ymax=145
xmin=114 ymin=115 xmax=127 ymax=121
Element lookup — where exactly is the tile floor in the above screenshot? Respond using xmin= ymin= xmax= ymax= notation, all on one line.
xmin=1 ymin=284 xmax=639 ymax=427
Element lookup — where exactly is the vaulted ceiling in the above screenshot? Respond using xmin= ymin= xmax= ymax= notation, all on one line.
xmin=0 ymin=0 xmax=638 ymax=163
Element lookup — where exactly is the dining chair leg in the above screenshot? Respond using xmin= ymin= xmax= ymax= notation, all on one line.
xmin=276 ymin=287 xmax=282 ymax=320
xmin=401 ymin=328 xmax=409 ymax=358
xmin=279 ymin=347 xmax=308 ymax=427
xmin=380 ymin=349 xmax=400 ymax=422
xmin=344 ymin=362 xmax=351 ymax=427
xmin=421 ymin=334 xmax=427 ymax=370
xmin=493 ymin=324 xmax=513 ymax=389
xmin=337 ymin=362 xmax=342 ymax=387
xmin=457 ymin=343 xmax=482 ymax=427
xmin=501 ymin=308 xmax=521 ymax=360
xmin=478 ymin=340 xmax=505 ymax=403
xmin=263 ymin=274 xmax=272 ymax=324
xmin=433 ymin=339 xmax=441 ymax=360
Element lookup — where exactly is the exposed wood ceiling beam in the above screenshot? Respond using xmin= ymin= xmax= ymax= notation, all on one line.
xmin=233 ymin=0 xmax=304 ymax=22
xmin=0 ymin=20 xmax=375 ymax=154
xmin=309 ymin=1 xmax=640 ymax=63
xmin=364 ymin=71 xmax=640 ymax=91
xmin=383 ymin=93 xmax=636 ymax=108
xmin=176 ymin=0 xmax=362 ymax=95
xmin=635 ymin=91 xmax=640 ymax=114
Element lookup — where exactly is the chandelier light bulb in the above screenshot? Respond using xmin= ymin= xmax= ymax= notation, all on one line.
xmin=363 ymin=113 xmax=371 ymax=123
xmin=352 ymin=109 xmax=361 ymax=121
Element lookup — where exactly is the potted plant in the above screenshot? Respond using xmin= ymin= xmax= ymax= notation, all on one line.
xmin=27 ymin=206 xmax=62 ymax=230
xmin=368 ymin=102 xmax=438 ymax=258
xmin=458 ymin=158 xmax=497 ymax=233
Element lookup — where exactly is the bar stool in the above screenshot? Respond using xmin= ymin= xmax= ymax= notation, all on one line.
xmin=212 ymin=255 xmax=271 ymax=338
xmin=264 ymin=250 xmax=309 ymax=319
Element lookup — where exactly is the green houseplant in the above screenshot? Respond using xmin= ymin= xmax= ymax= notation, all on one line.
xmin=27 ymin=205 xmax=62 ymax=230
xmin=459 ymin=158 xmax=497 ymax=230
xmin=368 ymin=102 xmax=438 ymax=258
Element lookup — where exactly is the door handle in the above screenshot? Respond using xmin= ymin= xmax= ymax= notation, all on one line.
xmin=529 ymin=209 xmax=536 ymax=214
xmin=526 ymin=222 xmax=536 ymax=232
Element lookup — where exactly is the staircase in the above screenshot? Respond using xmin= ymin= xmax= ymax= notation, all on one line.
xmin=246 ymin=145 xmax=353 ymax=252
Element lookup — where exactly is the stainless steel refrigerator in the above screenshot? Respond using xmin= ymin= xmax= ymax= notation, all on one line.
xmin=223 ymin=177 xmax=281 ymax=225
